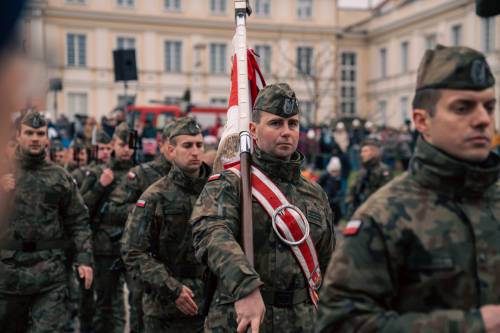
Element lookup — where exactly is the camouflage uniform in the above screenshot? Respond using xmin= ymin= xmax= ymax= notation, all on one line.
xmin=80 ymin=124 xmax=134 ymax=333
xmin=71 ymin=164 xmax=92 ymax=189
xmin=191 ymin=147 xmax=335 ymax=332
xmin=0 ymin=112 xmax=93 ymax=333
xmin=122 ymin=118 xmax=209 ymax=333
xmin=114 ymin=123 xmax=174 ymax=333
xmin=315 ymin=46 xmax=499 ymax=333
xmin=346 ymin=143 xmax=392 ymax=218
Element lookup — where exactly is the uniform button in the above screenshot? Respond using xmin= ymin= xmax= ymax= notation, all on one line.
xmin=479 ymin=253 xmax=487 ymax=263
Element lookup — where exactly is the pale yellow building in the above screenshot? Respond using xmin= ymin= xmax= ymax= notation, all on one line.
xmin=25 ymin=0 xmax=340 ymax=125
xmin=337 ymin=0 xmax=500 ymax=127
xmin=24 ymin=0 xmax=500 ymax=128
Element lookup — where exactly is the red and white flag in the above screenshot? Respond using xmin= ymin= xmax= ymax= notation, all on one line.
xmin=214 ymin=36 xmax=266 ymax=171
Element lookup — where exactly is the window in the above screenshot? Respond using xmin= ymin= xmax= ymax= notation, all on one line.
xmin=297 ymin=0 xmax=312 ymax=19
xmin=379 ymin=48 xmax=387 ymax=78
xmin=255 ymin=0 xmax=271 ymax=16
xmin=340 ymin=52 xmax=357 ymax=115
xmin=67 ymin=33 xmax=86 ymax=67
xmin=165 ymin=41 xmax=182 ymax=73
xmin=425 ymin=34 xmax=437 ymax=50
xmin=118 ymin=95 xmax=135 ymax=107
xmin=117 ymin=0 xmax=134 ymax=7
xmin=210 ymin=97 xmax=228 ymax=106
xmin=300 ymin=100 xmax=314 ymax=124
xmin=297 ymin=47 xmax=313 ymax=75
xmin=66 ymin=0 xmax=86 ymax=4
xmin=378 ymin=100 xmax=387 ymax=124
xmin=67 ymin=92 xmax=88 ymax=119
xmin=255 ymin=45 xmax=272 ymax=74
xmin=210 ymin=43 xmax=227 ymax=74
xmin=401 ymin=96 xmax=409 ymax=122
xmin=117 ymin=37 xmax=135 ymax=50
xmin=164 ymin=96 xmax=182 ymax=105
xmin=210 ymin=0 xmax=227 ymax=14
xmin=401 ymin=41 xmax=409 ymax=73
xmin=482 ymin=17 xmax=495 ymax=53
xmin=165 ymin=0 xmax=181 ymax=11
xmin=451 ymin=24 xmax=462 ymax=47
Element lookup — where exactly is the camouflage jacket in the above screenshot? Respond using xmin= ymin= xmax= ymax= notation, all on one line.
xmin=190 ymin=148 xmax=335 ymax=333
xmin=80 ymin=158 xmax=133 ymax=256
xmin=107 ymin=154 xmax=172 ymax=233
xmin=121 ymin=162 xmax=211 ymax=319
xmin=346 ymin=158 xmax=392 ymax=217
xmin=0 ymin=150 xmax=93 ymax=295
xmin=70 ymin=165 xmax=92 ymax=189
xmin=316 ymin=137 xmax=500 ymax=333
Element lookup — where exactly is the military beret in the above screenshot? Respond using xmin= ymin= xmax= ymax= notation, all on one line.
xmin=71 ymin=138 xmax=86 ymax=150
xmin=50 ymin=140 xmax=64 ymax=152
xmin=416 ymin=44 xmax=495 ymax=91
xmin=169 ymin=117 xmax=202 ymax=139
xmin=253 ymin=83 xmax=300 ymax=118
xmin=19 ymin=110 xmax=47 ymax=129
xmin=161 ymin=120 xmax=177 ymax=140
xmin=113 ymin=122 xmax=132 ymax=143
xmin=93 ymin=128 xmax=112 ymax=144
xmin=361 ymin=138 xmax=381 ymax=148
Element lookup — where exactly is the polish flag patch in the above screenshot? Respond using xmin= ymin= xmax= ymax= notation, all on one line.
xmin=136 ymin=200 xmax=146 ymax=208
xmin=128 ymin=172 xmax=136 ymax=180
xmin=343 ymin=220 xmax=362 ymax=236
xmin=208 ymin=174 xmax=221 ymax=182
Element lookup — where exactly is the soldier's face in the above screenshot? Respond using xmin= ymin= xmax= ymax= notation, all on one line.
xmin=16 ymin=124 xmax=48 ymax=155
xmin=414 ymin=88 xmax=496 ymax=162
xmin=53 ymin=150 xmax=66 ymax=166
xmin=77 ymin=149 xmax=88 ymax=165
xmin=360 ymin=145 xmax=380 ymax=164
xmin=250 ymin=112 xmax=299 ymax=160
xmin=113 ymin=138 xmax=133 ymax=161
xmin=97 ymin=143 xmax=112 ymax=164
xmin=169 ymin=134 xmax=204 ymax=176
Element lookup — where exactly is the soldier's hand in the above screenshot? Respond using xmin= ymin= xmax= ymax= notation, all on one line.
xmin=99 ymin=168 xmax=114 ymax=187
xmin=77 ymin=265 xmax=93 ymax=289
xmin=0 ymin=173 xmax=15 ymax=192
xmin=175 ymin=286 xmax=198 ymax=316
xmin=235 ymin=288 xmax=265 ymax=333
xmin=481 ymin=305 xmax=500 ymax=332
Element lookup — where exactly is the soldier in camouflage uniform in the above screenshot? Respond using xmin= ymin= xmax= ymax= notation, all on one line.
xmin=50 ymin=139 xmax=66 ymax=167
xmin=346 ymin=138 xmax=392 ymax=218
xmin=0 ymin=111 xmax=93 ymax=332
xmin=122 ymin=118 xmax=210 ymax=332
xmin=315 ymin=45 xmax=500 ymax=333
xmin=69 ymin=138 xmax=91 ymax=188
xmin=80 ymin=122 xmax=134 ymax=333
xmin=114 ymin=121 xmax=175 ymax=333
xmin=190 ymin=83 xmax=336 ymax=333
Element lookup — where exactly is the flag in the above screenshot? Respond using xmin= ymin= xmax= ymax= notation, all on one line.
xmin=213 ymin=36 xmax=266 ymax=173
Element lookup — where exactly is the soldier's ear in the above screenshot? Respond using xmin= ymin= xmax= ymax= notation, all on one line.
xmin=249 ymin=122 xmax=257 ymax=140
xmin=413 ymin=109 xmax=430 ymax=136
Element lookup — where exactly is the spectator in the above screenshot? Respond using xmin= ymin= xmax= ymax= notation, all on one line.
xmin=333 ymin=122 xmax=350 ymax=153
xmin=318 ymin=156 xmax=344 ymax=225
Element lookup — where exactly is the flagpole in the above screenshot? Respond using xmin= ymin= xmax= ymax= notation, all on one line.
xmin=234 ymin=0 xmax=254 ymax=266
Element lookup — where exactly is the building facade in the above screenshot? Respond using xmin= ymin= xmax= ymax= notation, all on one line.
xmin=25 ymin=0 xmax=339 ymax=125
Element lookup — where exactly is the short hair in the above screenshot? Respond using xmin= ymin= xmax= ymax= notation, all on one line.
xmin=252 ymin=108 xmax=262 ymax=123
xmin=412 ymin=88 xmax=441 ymax=117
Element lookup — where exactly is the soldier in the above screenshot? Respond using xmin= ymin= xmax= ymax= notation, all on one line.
xmin=68 ymin=138 xmax=91 ymax=188
xmin=50 ymin=139 xmax=66 ymax=167
xmin=345 ymin=138 xmax=392 ymax=218
xmin=80 ymin=122 xmax=134 ymax=333
xmin=315 ymin=45 xmax=500 ymax=332
xmin=0 ymin=111 xmax=93 ymax=332
xmin=190 ymin=83 xmax=336 ymax=333
xmin=114 ymin=121 xmax=175 ymax=333
xmin=122 ymin=118 xmax=210 ymax=332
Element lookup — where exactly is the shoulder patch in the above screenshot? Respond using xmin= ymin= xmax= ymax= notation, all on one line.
xmin=343 ymin=220 xmax=362 ymax=236
xmin=128 ymin=172 xmax=137 ymax=180
xmin=208 ymin=174 xmax=221 ymax=182
xmin=136 ymin=199 xmax=146 ymax=208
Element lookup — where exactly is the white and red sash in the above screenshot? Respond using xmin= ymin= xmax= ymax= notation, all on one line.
xmin=226 ymin=162 xmax=321 ymax=307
